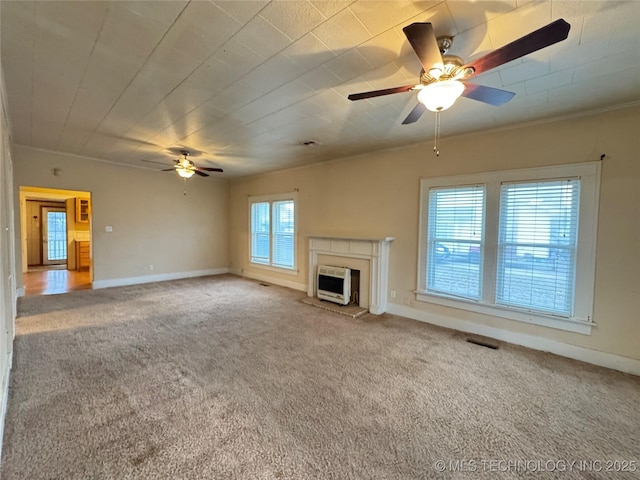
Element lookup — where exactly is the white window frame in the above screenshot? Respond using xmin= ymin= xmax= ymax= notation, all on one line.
xmin=248 ymin=192 xmax=298 ymax=275
xmin=417 ymin=162 xmax=601 ymax=335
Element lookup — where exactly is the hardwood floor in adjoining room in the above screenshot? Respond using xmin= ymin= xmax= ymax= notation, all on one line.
xmin=23 ymin=267 xmax=92 ymax=296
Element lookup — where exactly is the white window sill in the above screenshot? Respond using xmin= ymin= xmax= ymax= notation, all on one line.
xmin=249 ymin=262 xmax=298 ymax=276
xmin=415 ymin=291 xmax=594 ymax=335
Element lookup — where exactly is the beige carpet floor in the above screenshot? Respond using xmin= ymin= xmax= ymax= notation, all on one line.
xmin=2 ymin=274 xmax=639 ymax=479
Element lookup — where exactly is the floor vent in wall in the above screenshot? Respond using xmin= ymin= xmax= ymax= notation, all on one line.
xmin=466 ymin=339 xmax=499 ymax=350
xmin=259 ymin=283 xmax=270 ymax=287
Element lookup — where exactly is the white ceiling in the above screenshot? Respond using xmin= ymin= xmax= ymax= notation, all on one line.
xmin=1 ymin=1 xmax=639 ymax=177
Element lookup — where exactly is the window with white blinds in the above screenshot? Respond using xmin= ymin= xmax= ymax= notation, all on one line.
xmin=426 ymin=186 xmax=485 ymax=300
xmin=250 ymin=202 xmax=270 ymax=265
xmin=417 ymin=163 xmax=600 ymax=334
xmin=249 ymin=194 xmax=296 ymax=271
xmin=497 ymin=180 xmax=579 ymax=316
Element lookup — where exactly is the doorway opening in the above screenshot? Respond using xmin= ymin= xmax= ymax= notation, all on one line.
xmin=19 ymin=186 xmax=92 ymax=296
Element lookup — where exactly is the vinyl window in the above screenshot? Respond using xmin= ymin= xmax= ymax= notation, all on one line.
xmin=249 ymin=193 xmax=297 ymax=271
xmin=417 ymin=163 xmax=600 ymax=334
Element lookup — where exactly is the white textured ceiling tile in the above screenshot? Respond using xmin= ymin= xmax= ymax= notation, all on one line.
xmin=1 ymin=0 xmax=638 ymax=177
xmin=120 ymin=1 xmax=188 ymax=27
xmin=202 ymin=56 xmax=253 ymax=91
xmin=591 ymin=3 xmax=640 ymax=57
xmin=445 ymin=22 xmax=494 ymax=61
xmin=260 ymin=1 xmax=326 ymax=41
xmin=212 ymin=1 xmax=269 ymax=24
xmin=524 ymin=67 xmax=573 ymax=95
xmin=448 ymin=0 xmax=516 ymax=34
xmin=206 ymin=85 xmax=251 ymax=116
xmin=234 ymin=15 xmax=292 ymax=59
xmin=35 ymin=1 xmax=109 ymax=43
xmin=486 ymin=0 xmax=552 ymax=48
xmin=282 ymin=33 xmax=337 ymax=71
xmin=357 ymin=28 xmax=407 ymax=70
xmin=498 ymin=59 xmax=548 ymax=86
xmin=160 ymin=2 xmax=242 ymax=63
xmin=548 ymin=66 xmax=640 ymax=111
xmin=141 ymin=46 xmax=201 ymax=86
xmin=309 ymin=1 xmax=352 ymax=19
xmin=311 ymin=7 xmax=372 ymax=52
xmin=573 ymin=52 xmax=639 ymax=83
xmin=348 ymin=1 xmax=438 ymax=37
xmin=579 ymin=2 xmax=634 ymax=45
xmin=332 ymin=76 xmax=371 ymax=98
xmin=238 ymin=54 xmax=307 ymax=96
xmin=299 ymin=65 xmax=343 ymax=92
xmin=396 ymin=53 xmax=424 ymax=80
xmin=324 ymin=50 xmax=373 ymax=81
xmin=360 ymin=62 xmax=416 ymax=90
xmin=211 ymin=39 xmax=264 ymax=79
xmin=549 ymin=41 xmax=603 ymax=71
xmin=402 ymin=2 xmax=458 ymax=38
xmin=181 ymin=65 xmax=227 ymax=98
xmin=0 ymin=1 xmax=35 ymax=47
xmin=261 ymin=78 xmax=317 ymax=109
xmin=159 ymin=84 xmax=215 ymax=120
xmin=468 ymin=70 xmax=502 ymax=89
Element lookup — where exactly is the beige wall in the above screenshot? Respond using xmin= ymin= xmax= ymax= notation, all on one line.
xmin=0 ymin=67 xmax=17 ymax=446
xmin=13 ymin=146 xmax=230 ymax=288
xmin=229 ymin=105 xmax=640 ymax=361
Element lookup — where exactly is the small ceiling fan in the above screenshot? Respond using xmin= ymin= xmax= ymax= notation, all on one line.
xmin=348 ymin=18 xmax=570 ymax=130
xmin=159 ymin=150 xmax=223 ymax=178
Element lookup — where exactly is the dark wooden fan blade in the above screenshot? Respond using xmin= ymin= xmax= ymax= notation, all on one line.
xmin=161 ymin=168 xmax=176 ymax=171
xmin=461 ymin=83 xmax=515 ymax=106
xmin=348 ymin=84 xmax=415 ymax=101
xmin=401 ymin=102 xmax=427 ymax=125
xmin=198 ymin=167 xmax=224 ymax=172
xmin=402 ymin=22 xmax=443 ymax=72
xmin=464 ymin=18 xmax=570 ymax=77
xmin=194 ymin=170 xmax=209 ymax=177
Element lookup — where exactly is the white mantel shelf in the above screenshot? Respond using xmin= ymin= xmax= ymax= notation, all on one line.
xmin=307 ymin=235 xmax=395 ymax=242
xmin=307 ymin=235 xmax=394 ymax=315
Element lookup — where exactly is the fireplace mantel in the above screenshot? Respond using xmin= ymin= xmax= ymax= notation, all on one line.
xmin=308 ymin=235 xmax=394 ymax=315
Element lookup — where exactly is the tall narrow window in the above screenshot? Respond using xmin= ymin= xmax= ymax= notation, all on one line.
xmin=250 ymin=202 xmax=270 ymax=265
xmin=250 ymin=194 xmax=296 ymax=271
xmin=426 ymin=185 xmax=485 ymax=300
xmin=496 ymin=180 xmax=580 ymax=316
xmin=272 ymin=200 xmax=295 ymax=268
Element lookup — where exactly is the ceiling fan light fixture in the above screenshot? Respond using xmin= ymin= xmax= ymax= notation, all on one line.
xmin=417 ymin=79 xmax=465 ymax=112
xmin=176 ymin=166 xmax=195 ymax=178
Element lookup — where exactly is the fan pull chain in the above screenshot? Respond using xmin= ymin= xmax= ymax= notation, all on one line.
xmin=433 ymin=110 xmax=441 ymax=156
xmin=183 ymin=178 xmax=187 ymax=196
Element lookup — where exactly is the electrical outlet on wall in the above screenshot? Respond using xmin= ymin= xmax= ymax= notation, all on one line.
xmin=390 ymin=290 xmax=396 ymax=299
xmin=148 ymin=264 xmax=154 ymax=271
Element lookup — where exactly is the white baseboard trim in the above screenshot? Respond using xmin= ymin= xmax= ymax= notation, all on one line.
xmin=92 ymin=268 xmax=229 ymax=289
xmin=231 ymin=268 xmax=307 ymax=292
xmin=387 ymin=304 xmax=640 ymax=376
xmin=0 ymin=351 xmax=13 ymax=463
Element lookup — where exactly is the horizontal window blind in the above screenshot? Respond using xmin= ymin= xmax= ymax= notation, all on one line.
xmin=250 ymin=202 xmax=270 ymax=264
xmin=272 ymin=200 xmax=295 ymax=268
xmin=496 ymin=179 xmax=580 ymax=316
xmin=426 ymin=185 xmax=485 ymax=300
xmin=250 ymin=198 xmax=296 ymax=270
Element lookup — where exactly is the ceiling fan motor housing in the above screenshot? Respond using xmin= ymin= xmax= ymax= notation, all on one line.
xmin=420 ymin=55 xmax=469 ymax=85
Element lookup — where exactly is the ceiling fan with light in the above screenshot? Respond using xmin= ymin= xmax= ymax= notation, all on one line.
xmin=348 ymin=19 xmax=570 ymax=154
xmin=151 ymin=150 xmax=223 ymax=178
